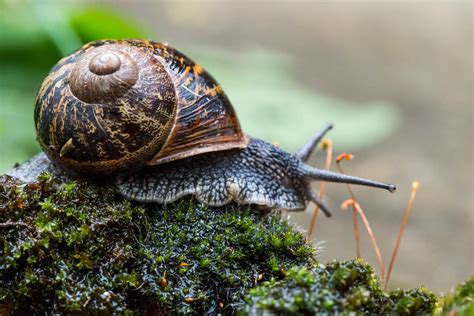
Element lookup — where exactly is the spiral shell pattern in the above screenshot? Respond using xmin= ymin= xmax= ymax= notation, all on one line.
xmin=34 ymin=41 xmax=177 ymax=175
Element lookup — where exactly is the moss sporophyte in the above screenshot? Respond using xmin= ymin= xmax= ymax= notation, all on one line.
xmin=0 ymin=173 xmax=446 ymax=314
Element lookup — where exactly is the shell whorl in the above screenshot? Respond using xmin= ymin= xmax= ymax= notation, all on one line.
xmin=89 ymin=51 xmax=122 ymax=75
xmin=69 ymin=49 xmax=139 ymax=104
xmin=34 ymin=41 xmax=178 ymax=175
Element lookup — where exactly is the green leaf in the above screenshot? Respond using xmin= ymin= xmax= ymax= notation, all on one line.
xmin=0 ymin=88 xmax=40 ymax=173
xmin=70 ymin=7 xmax=149 ymax=42
xmin=36 ymin=214 xmax=57 ymax=233
xmin=0 ymin=2 xmax=49 ymax=48
xmin=73 ymin=252 xmax=94 ymax=269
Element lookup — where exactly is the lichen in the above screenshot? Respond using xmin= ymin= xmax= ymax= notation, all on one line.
xmin=0 ymin=173 xmax=314 ymax=314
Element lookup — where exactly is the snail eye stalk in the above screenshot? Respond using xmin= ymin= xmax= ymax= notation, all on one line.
xmin=296 ymin=123 xmax=333 ymax=162
xmin=303 ymin=166 xmax=396 ymax=193
xmin=298 ymin=125 xmax=395 ymax=239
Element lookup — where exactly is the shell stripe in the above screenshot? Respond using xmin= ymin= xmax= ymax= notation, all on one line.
xmin=147 ymin=41 xmax=247 ymax=165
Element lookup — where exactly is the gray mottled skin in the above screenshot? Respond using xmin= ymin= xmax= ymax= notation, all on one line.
xmin=6 ymin=153 xmax=74 ymax=183
xmin=117 ymin=138 xmax=311 ymax=211
xmin=6 ymin=129 xmax=396 ymax=216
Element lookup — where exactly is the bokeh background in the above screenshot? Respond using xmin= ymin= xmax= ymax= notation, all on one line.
xmin=0 ymin=0 xmax=472 ymax=294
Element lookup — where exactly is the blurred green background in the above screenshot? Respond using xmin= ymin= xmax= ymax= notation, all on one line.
xmin=0 ymin=0 xmax=471 ymax=293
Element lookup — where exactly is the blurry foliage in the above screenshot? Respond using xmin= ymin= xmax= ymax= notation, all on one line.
xmin=438 ymin=276 xmax=474 ymax=316
xmin=0 ymin=1 xmax=400 ymax=173
xmin=188 ymin=47 xmax=401 ymax=153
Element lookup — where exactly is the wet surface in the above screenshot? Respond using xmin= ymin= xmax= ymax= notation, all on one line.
xmin=110 ymin=0 xmax=472 ymax=293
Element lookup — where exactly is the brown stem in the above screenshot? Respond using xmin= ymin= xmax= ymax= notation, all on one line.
xmin=352 ymin=206 xmax=361 ymax=259
xmin=342 ymin=199 xmax=385 ymax=285
xmin=336 ymin=157 xmax=361 ymax=258
xmin=306 ymin=139 xmax=333 ymax=240
xmin=385 ymin=181 xmax=419 ymax=289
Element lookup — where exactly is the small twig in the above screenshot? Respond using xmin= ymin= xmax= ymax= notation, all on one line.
xmin=0 ymin=220 xmax=33 ymax=230
xmin=385 ymin=181 xmax=420 ymax=289
xmin=89 ymin=218 xmax=115 ymax=231
xmin=306 ymin=139 xmax=333 ymax=240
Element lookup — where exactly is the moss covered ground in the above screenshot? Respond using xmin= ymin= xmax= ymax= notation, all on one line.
xmin=0 ymin=173 xmax=314 ymax=314
xmin=438 ymin=276 xmax=473 ymax=315
xmin=243 ymin=262 xmax=436 ymax=315
xmin=0 ymin=172 xmax=465 ymax=315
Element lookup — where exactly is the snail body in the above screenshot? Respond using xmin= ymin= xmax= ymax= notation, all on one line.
xmin=10 ymin=39 xmax=396 ymax=215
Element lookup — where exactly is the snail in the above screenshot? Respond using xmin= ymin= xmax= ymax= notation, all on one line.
xmin=7 ymin=39 xmax=396 ymax=216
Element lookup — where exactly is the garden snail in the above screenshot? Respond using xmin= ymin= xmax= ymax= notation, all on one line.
xmin=9 ymin=39 xmax=396 ymax=216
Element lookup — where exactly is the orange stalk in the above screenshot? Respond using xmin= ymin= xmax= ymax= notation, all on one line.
xmin=342 ymin=199 xmax=385 ymax=284
xmin=306 ymin=139 xmax=333 ymax=240
xmin=385 ymin=181 xmax=420 ymax=289
xmin=336 ymin=153 xmax=361 ymax=258
xmin=352 ymin=206 xmax=361 ymax=258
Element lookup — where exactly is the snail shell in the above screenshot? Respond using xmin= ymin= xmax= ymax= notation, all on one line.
xmin=34 ymin=39 xmax=247 ymax=175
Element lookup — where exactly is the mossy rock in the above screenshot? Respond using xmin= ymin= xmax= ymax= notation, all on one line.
xmin=0 ymin=172 xmax=440 ymax=314
xmin=242 ymin=262 xmax=437 ymax=315
xmin=0 ymin=173 xmax=313 ymax=314
xmin=438 ymin=276 xmax=474 ymax=316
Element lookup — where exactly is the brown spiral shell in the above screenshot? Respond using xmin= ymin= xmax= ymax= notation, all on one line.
xmin=34 ymin=40 xmax=247 ymax=176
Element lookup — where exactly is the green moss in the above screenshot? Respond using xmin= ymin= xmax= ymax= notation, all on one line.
xmin=0 ymin=173 xmax=314 ymax=314
xmin=438 ymin=276 xmax=474 ymax=315
xmin=0 ymin=172 xmax=443 ymax=314
xmin=242 ymin=260 xmax=437 ymax=315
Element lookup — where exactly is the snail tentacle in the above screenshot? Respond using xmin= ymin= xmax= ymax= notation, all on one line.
xmin=306 ymin=189 xmax=332 ymax=217
xmin=300 ymin=164 xmax=397 ymax=193
xmin=296 ymin=123 xmax=333 ymax=162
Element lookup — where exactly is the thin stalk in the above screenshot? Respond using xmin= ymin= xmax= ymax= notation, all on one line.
xmin=306 ymin=139 xmax=333 ymax=240
xmin=342 ymin=199 xmax=385 ymax=285
xmin=385 ymin=181 xmax=420 ymax=289
xmin=336 ymin=153 xmax=361 ymax=258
